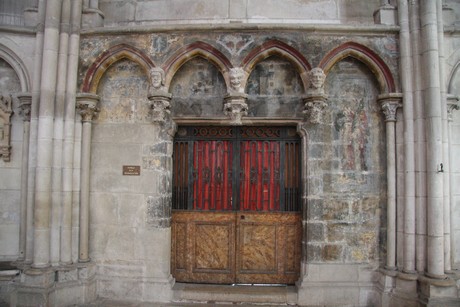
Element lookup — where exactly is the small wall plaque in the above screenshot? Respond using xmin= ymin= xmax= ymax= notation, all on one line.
xmin=123 ymin=165 xmax=141 ymax=176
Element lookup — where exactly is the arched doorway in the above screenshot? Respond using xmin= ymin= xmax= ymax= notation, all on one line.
xmin=171 ymin=125 xmax=302 ymax=284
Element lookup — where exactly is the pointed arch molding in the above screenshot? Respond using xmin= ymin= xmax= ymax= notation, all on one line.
xmin=163 ymin=41 xmax=233 ymax=90
xmin=242 ymin=40 xmax=312 ymax=89
xmin=82 ymin=44 xmax=155 ymax=93
xmin=0 ymin=44 xmax=31 ymax=92
xmin=319 ymin=42 xmax=396 ymax=93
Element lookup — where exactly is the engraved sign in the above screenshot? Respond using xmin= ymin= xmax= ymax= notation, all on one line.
xmin=123 ymin=165 xmax=141 ymax=176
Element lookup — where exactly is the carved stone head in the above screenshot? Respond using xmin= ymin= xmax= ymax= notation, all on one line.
xmin=229 ymin=67 xmax=245 ymax=93
xmin=308 ymin=67 xmax=326 ymax=90
xmin=150 ymin=67 xmax=165 ymax=90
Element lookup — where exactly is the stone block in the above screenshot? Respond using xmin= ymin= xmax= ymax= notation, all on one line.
xmin=99 ymin=0 xmax=135 ymax=25
xmin=135 ymin=0 xmax=228 ymax=21
xmin=97 ymin=276 xmax=143 ymax=302
xmin=322 ymin=244 xmax=343 ymax=261
xmin=0 ymin=224 xmax=19 ymax=257
xmin=229 ymin=0 xmax=247 ymax=19
xmin=247 ymin=0 xmax=337 ymax=21
xmin=307 ymin=222 xmax=324 ymax=242
xmin=373 ymin=5 xmax=397 ymax=25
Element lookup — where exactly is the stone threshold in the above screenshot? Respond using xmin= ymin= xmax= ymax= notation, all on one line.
xmin=172 ymin=283 xmax=298 ymax=306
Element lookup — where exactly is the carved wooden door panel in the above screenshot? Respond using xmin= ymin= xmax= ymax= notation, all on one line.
xmin=235 ymin=212 xmax=301 ymax=284
xmin=171 ymin=126 xmax=301 ymax=284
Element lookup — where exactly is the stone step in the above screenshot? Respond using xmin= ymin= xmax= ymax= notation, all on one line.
xmin=172 ymin=283 xmax=298 ymax=306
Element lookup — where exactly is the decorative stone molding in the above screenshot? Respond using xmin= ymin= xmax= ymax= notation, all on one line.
xmin=447 ymin=94 xmax=459 ymax=122
xmin=17 ymin=93 xmax=32 ymax=122
xmin=0 ymin=94 xmax=13 ymax=162
xmin=223 ymin=94 xmax=248 ymax=125
xmin=378 ymin=93 xmax=403 ymax=122
xmin=303 ymin=68 xmax=327 ymax=124
xmin=76 ymin=93 xmax=100 ymax=122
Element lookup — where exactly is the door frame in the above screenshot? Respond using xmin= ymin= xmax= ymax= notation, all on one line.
xmin=169 ymin=119 xmax=308 ymax=285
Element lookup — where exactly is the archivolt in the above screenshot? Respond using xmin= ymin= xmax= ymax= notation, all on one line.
xmin=319 ymin=42 xmax=396 ymax=93
xmin=163 ymin=41 xmax=232 ymax=91
xmin=82 ymin=43 xmax=155 ymax=93
xmin=0 ymin=44 xmax=30 ymax=92
xmin=242 ymin=40 xmax=312 ymax=91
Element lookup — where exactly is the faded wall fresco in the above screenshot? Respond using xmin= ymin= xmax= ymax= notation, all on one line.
xmin=307 ymin=57 xmax=386 ymax=264
xmin=170 ymin=57 xmax=226 ymax=117
xmin=246 ymin=56 xmax=304 ymax=117
xmin=97 ymin=59 xmax=150 ymax=123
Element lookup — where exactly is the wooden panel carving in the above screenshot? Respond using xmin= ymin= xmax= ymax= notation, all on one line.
xmin=171 ymin=211 xmax=236 ymax=284
xmin=172 ymin=211 xmax=301 ymax=285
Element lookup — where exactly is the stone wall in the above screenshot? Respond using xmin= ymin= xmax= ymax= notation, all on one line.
xmin=79 ymin=29 xmax=397 ymax=302
xmin=99 ymin=0 xmax=381 ymax=27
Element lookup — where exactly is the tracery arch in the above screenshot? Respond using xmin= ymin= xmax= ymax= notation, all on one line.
xmin=0 ymin=44 xmax=30 ymax=92
xmin=319 ymin=42 xmax=396 ymax=93
xmin=82 ymin=44 xmax=155 ymax=93
xmin=242 ymin=40 xmax=311 ymax=91
xmin=163 ymin=41 xmax=232 ymax=92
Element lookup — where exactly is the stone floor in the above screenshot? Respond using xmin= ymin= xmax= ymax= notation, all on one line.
xmin=78 ymin=299 xmax=296 ymax=307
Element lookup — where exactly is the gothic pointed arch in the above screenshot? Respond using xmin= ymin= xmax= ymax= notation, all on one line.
xmin=242 ymin=40 xmax=312 ymax=90
xmin=82 ymin=43 xmax=155 ymax=93
xmin=163 ymin=41 xmax=232 ymax=91
xmin=0 ymin=44 xmax=31 ymax=92
xmin=319 ymin=42 xmax=396 ymax=93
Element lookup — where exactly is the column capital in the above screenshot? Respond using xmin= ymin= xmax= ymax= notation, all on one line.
xmin=302 ymin=94 xmax=328 ymax=125
xmin=148 ymin=92 xmax=172 ymax=123
xmin=447 ymin=94 xmax=459 ymax=122
xmin=76 ymin=93 xmax=100 ymax=122
xmin=17 ymin=93 xmax=32 ymax=122
xmin=378 ymin=93 xmax=403 ymax=122
xmin=223 ymin=94 xmax=248 ymax=125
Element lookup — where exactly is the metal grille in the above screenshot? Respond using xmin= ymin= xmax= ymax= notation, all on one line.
xmin=173 ymin=126 xmax=301 ymax=212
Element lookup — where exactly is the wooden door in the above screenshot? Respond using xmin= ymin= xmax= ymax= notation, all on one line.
xmin=171 ymin=126 xmax=301 ymax=284
xmin=171 ymin=211 xmax=301 ymax=284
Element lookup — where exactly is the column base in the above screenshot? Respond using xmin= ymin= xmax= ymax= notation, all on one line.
xmin=12 ymin=262 xmax=96 ymax=307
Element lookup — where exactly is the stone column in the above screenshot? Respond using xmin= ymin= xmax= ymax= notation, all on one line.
xmin=421 ymin=0 xmax=445 ymax=279
xmin=33 ymin=0 xmax=62 ymax=268
xmin=61 ymin=0 xmax=83 ymax=265
xmin=398 ymin=0 xmax=417 ymax=274
xmin=76 ymin=93 xmax=99 ymax=263
xmin=447 ymin=95 xmax=459 ymax=271
xmin=25 ymin=0 xmax=46 ymax=265
xmin=379 ymin=93 xmax=402 ymax=271
xmin=17 ymin=93 xmax=32 ymax=261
